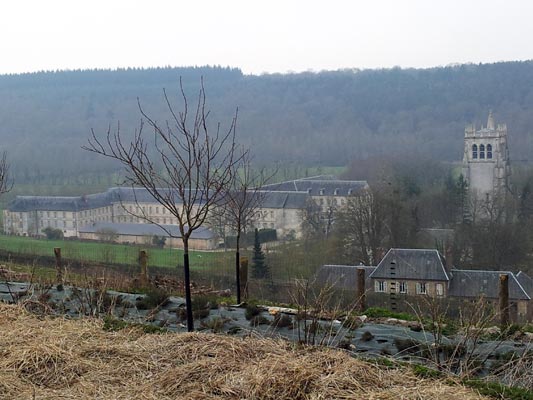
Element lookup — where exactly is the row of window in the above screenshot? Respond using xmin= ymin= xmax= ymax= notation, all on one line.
xmin=472 ymin=144 xmax=493 ymax=159
xmin=374 ymin=280 xmax=444 ymax=296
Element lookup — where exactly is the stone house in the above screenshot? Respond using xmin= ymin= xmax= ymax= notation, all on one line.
xmin=317 ymin=248 xmax=533 ymax=322
xmin=369 ymin=249 xmax=451 ymax=297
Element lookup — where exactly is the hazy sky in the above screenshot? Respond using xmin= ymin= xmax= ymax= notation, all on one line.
xmin=1 ymin=0 xmax=532 ymax=75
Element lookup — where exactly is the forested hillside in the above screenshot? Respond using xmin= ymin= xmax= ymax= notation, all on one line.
xmin=1 ymin=62 xmax=533 ymax=184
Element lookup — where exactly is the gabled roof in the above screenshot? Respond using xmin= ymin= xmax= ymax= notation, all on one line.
xmin=7 ymin=187 xmax=205 ymax=212
xmin=448 ymin=269 xmax=530 ymax=301
xmin=79 ymin=222 xmax=214 ymax=240
xmin=315 ymin=264 xmax=375 ymax=291
xmin=369 ymin=248 xmax=451 ymax=281
xmin=262 ymin=177 xmax=368 ymax=196
xmin=515 ymin=271 xmax=533 ymax=298
xmin=257 ymin=190 xmax=310 ymax=209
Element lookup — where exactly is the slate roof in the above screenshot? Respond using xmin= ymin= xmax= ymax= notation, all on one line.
xmin=7 ymin=187 xmax=206 ymax=212
xmin=369 ymin=248 xmax=451 ymax=281
xmin=314 ymin=265 xmax=376 ymax=291
xmin=257 ymin=191 xmax=310 ymax=209
xmin=8 ymin=187 xmax=310 ymax=213
xmin=515 ymin=271 xmax=533 ymax=298
xmin=79 ymin=222 xmax=214 ymax=240
xmin=448 ymin=269 xmax=530 ymax=301
xmin=262 ymin=177 xmax=368 ymax=196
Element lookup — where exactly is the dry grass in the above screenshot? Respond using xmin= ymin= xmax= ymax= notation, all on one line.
xmin=0 ymin=303 xmax=489 ymax=399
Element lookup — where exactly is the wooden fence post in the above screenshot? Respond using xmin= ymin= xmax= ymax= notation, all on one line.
xmin=357 ymin=268 xmax=366 ymax=313
xmin=139 ymin=250 xmax=148 ymax=286
xmin=499 ymin=273 xmax=510 ymax=328
xmin=54 ymin=247 xmax=63 ymax=290
xmin=240 ymin=256 xmax=249 ymax=302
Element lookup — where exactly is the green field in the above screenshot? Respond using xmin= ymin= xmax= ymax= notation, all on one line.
xmin=0 ymin=234 xmax=231 ymax=270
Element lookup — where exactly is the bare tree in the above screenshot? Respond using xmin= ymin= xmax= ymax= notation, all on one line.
xmin=84 ymin=79 xmax=241 ymax=331
xmin=300 ymin=198 xmax=336 ymax=240
xmin=336 ymin=187 xmax=386 ymax=265
xmin=0 ymin=151 xmax=13 ymax=196
xmin=216 ymin=151 xmax=273 ymax=303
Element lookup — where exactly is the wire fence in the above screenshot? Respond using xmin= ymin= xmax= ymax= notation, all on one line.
xmin=0 ymin=235 xmax=525 ymax=323
xmin=0 ymin=235 xmax=329 ymax=304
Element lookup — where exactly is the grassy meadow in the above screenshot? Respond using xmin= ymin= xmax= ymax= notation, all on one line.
xmin=0 ymin=234 xmax=231 ymax=270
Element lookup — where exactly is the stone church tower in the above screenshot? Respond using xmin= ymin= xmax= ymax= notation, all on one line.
xmin=462 ymin=111 xmax=511 ymax=201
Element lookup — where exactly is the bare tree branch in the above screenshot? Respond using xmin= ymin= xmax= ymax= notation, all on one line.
xmin=83 ymin=78 xmax=243 ymax=331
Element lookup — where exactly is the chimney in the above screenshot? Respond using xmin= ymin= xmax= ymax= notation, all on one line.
xmin=444 ymin=246 xmax=453 ymax=276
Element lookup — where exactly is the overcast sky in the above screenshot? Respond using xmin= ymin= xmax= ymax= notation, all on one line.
xmin=1 ymin=0 xmax=532 ymax=75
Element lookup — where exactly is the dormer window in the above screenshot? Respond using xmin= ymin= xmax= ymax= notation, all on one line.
xmin=487 ymin=144 xmax=492 ymax=159
xmin=472 ymin=144 xmax=478 ymax=159
xmin=479 ymin=144 xmax=485 ymax=159
xmin=347 ymin=189 xmax=353 ymax=195
xmin=319 ymin=188 xmax=325 ymax=195
xmin=307 ymin=188 xmax=312 ymax=194
xmin=334 ymin=188 xmax=339 ymax=196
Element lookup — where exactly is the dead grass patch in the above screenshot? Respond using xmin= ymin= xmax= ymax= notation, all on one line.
xmin=0 ymin=303 xmax=489 ymax=399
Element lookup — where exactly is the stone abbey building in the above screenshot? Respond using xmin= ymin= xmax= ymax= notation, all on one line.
xmin=3 ymin=176 xmax=368 ymax=246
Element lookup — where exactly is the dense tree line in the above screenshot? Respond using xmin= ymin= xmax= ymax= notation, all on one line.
xmin=2 ymin=62 xmax=533 ymax=185
xmin=305 ymin=158 xmax=533 ymax=275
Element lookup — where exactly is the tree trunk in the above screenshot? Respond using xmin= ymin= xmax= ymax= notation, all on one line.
xmin=236 ymin=232 xmax=241 ymax=303
xmin=499 ymin=273 xmax=510 ymax=328
xmin=183 ymin=238 xmax=194 ymax=331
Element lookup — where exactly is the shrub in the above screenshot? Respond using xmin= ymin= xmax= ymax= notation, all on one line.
xmin=360 ymin=331 xmax=374 ymax=342
xmin=249 ymin=315 xmax=270 ymax=327
xmin=363 ymin=307 xmax=416 ymax=321
xmin=200 ymin=316 xmax=229 ymax=333
xmin=412 ymin=364 xmax=443 ymax=379
xmin=245 ymin=304 xmax=262 ymax=320
xmin=393 ymin=337 xmax=421 ymax=354
xmin=42 ymin=227 xmax=64 ymax=240
xmin=462 ymin=379 xmax=533 ymax=400
xmin=136 ymin=288 xmax=169 ymax=310
xmin=342 ymin=315 xmax=362 ymax=330
xmin=271 ymin=313 xmax=293 ymax=328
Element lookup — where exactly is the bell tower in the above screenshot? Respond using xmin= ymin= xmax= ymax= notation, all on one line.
xmin=462 ymin=111 xmax=511 ymax=202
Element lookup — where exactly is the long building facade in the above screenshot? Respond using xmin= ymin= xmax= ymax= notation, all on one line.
xmin=3 ymin=176 xmax=368 ymax=242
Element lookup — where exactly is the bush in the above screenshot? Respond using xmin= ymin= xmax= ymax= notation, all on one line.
xmin=42 ymin=227 xmax=64 ymax=240
xmin=249 ymin=315 xmax=270 ymax=327
xmin=342 ymin=315 xmax=362 ymax=330
xmin=136 ymin=288 xmax=169 ymax=310
xmin=462 ymin=379 xmax=533 ymax=400
xmin=363 ymin=307 xmax=416 ymax=321
xmin=225 ymin=228 xmax=277 ymax=247
xmin=271 ymin=313 xmax=293 ymax=328
xmin=152 ymin=235 xmax=166 ymax=248
xmin=245 ymin=304 xmax=262 ymax=320
xmin=394 ymin=337 xmax=421 ymax=354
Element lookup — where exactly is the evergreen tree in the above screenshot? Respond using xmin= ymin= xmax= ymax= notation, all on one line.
xmin=252 ymin=228 xmax=269 ymax=279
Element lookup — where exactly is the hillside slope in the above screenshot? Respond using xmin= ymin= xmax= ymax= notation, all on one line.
xmin=1 ymin=62 xmax=533 ymax=182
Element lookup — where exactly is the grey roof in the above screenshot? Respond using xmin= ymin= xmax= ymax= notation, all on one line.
xmin=79 ymin=222 xmax=214 ymax=240
xmin=262 ymin=177 xmax=368 ymax=196
xmin=7 ymin=187 xmax=203 ymax=212
xmin=448 ymin=269 xmax=530 ymax=301
xmin=314 ymin=265 xmax=375 ymax=291
xmin=515 ymin=271 xmax=533 ymax=298
xmin=369 ymin=248 xmax=451 ymax=281
xmin=257 ymin=190 xmax=310 ymax=209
